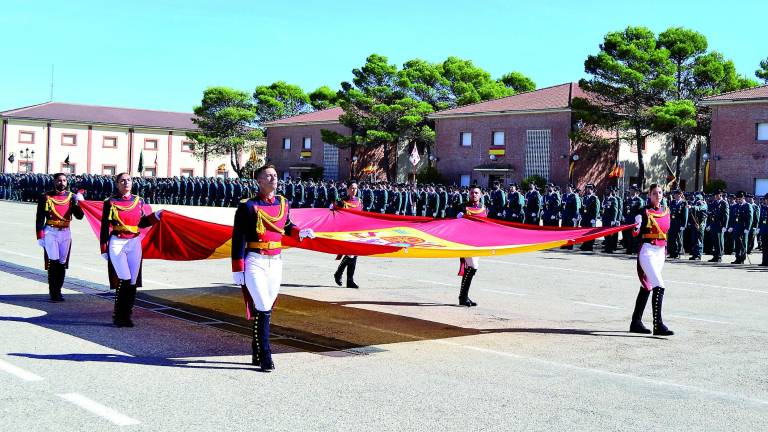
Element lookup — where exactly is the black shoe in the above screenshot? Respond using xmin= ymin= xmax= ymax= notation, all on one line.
xmin=113 ymin=318 xmax=134 ymax=328
xmin=458 ymin=267 xmax=477 ymax=307
xmin=458 ymin=297 xmax=477 ymax=307
xmin=707 ymin=257 xmax=722 ymax=263
xmin=629 ymin=288 xmax=651 ymax=334
xmin=333 ymin=272 xmax=343 ymax=286
xmin=629 ymin=320 xmax=651 ymax=334
xmin=731 ymin=259 xmax=743 ymax=264
xmin=689 ymin=256 xmax=701 ymax=261
xmin=346 ymin=280 xmax=359 ymax=289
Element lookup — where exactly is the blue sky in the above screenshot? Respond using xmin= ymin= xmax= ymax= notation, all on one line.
xmin=0 ymin=0 xmax=764 ymax=113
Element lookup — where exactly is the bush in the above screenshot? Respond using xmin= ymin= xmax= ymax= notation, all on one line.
xmin=416 ymin=165 xmax=443 ymax=184
xmin=703 ymin=178 xmax=726 ymax=194
xmin=521 ymin=174 xmax=547 ymax=191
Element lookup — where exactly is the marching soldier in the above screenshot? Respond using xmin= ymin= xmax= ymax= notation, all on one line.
xmin=687 ymin=193 xmax=708 ymax=261
xmin=35 ymin=173 xmax=85 ymax=302
xmin=730 ymin=191 xmax=753 ymax=264
xmin=524 ymin=183 xmax=542 ymax=225
xmin=100 ymin=173 xmax=162 ymax=327
xmin=455 ymin=186 xmax=487 ymax=307
xmin=579 ymin=183 xmax=600 ymax=251
xmin=707 ymin=189 xmax=729 ymax=263
xmin=667 ymin=189 xmax=688 ymax=259
xmin=333 ymin=182 xmax=363 ymax=288
xmin=231 ymin=165 xmax=314 ymax=370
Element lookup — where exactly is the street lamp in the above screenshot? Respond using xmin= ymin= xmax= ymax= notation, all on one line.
xmin=21 ymin=147 xmax=35 ymax=159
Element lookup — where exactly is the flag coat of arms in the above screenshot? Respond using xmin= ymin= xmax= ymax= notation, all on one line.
xmin=409 ymin=146 xmax=420 ymax=166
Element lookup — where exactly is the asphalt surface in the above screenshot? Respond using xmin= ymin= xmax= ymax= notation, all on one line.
xmin=1 ymin=200 xmax=767 ymax=431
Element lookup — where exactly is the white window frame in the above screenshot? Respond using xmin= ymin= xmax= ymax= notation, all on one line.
xmin=757 ymin=122 xmax=768 ymax=141
xmin=492 ymin=131 xmax=505 ymax=146
xmin=460 ymin=174 xmax=471 ymax=187
xmin=303 ymin=137 xmax=311 ymax=150
xmin=460 ymin=132 xmax=472 ymax=147
xmin=283 ymin=138 xmax=291 ymax=150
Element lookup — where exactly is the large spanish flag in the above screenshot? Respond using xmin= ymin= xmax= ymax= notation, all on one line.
xmin=79 ymin=201 xmax=631 ymax=260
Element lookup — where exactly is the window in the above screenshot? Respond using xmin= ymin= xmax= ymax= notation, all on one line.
xmin=283 ymin=138 xmax=291 ymax=150
xmin=492 ymin=131 xmax=505 ymax=146
xmin=323 ymin=142 xmax=339 ymax=180
xmin=629 ymin=138 xmax=647 ymax=153
xmin=181 ymin=141 xmax=195 ymax=152
xmin=103 ymin=136 xmax=118 ymax=148
xmin=758 ymin=123 xmax=768 ymax=141
xmin=19 ymin=131 xmax=35 ymax=144
xmin=61 ymin=163 xmax=75 ymax=174
xmin=524 ymin=129 xmax=551 ymax=180
xmin=460 ymin=132 xmax=472 ymax=147
xmin=460 ymin=174 xmax=471 ymax=187
xmin=144 ymin=168 xmax=156 ymax=177
xmin=102 ymin=165 xmax=117 ymax=175
xmin=19 ymin=162 xmax=33 ymax=173
xmin=303 ymin=137 xmax=311 ymax=149
xmin=144 ymin=139 xmax=158 ymax=150
xmin=61 ymin=134 xmax=77 ymax=146
xmin=180 ymin=169 xmax=194 ymax=177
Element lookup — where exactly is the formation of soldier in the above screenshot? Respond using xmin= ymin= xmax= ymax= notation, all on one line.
xmin=3 ymin=172 xmax=766 ymax=266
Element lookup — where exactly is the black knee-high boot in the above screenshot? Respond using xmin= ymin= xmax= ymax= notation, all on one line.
xmin=652 ymin=287 xmax=674 ymax=336
xmin=113 ymin=279 xmax=134 ymax=327
xmin=48 ymin=260 xmax=64 ymax=302
xmin=629 ymin=287 xmax=651 ymax=334
xmin=346 ymin=256 xmax=359 ymax=289
xmin=252 ymin=310 xmax=274 ymax=371
xmin=458 ymin=267 xmax=477 ymax=307
xmin=334 ymin=256 xmax=350 ymax=286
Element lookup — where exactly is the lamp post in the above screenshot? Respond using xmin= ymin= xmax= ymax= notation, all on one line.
xmin=20 ymin=147 xmax=35 ymax=173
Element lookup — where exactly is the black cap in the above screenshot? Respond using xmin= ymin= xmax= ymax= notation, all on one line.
xmin=714 ymin=188 xmax=725 ymax=195
xmin=672 ymin=189 xmax=682 ymax=194
xmin=629 ymin=184 xmax=639 ymax=191
xmin=735 ymin=191 xmax=745 ymax=198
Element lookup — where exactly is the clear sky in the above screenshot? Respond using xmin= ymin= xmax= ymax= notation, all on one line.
xmin=0 ymin=0 xmax=764 ymax=113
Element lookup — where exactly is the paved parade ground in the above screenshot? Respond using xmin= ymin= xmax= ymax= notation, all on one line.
xmin=1 ymin=200 xmax=767 ymax=431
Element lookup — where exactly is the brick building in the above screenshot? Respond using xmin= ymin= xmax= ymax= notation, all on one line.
xmin=0 ymin=102 xmax=235 ymax=178
xmin=429 ymin=83 xmax=607 ymax=188
xmin=702 ymin=85 xmax=768 ymax=195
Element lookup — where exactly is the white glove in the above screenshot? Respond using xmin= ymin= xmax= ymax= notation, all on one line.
xmin=456 ymin=212 xmax=464 ymax=219
xmin=329 ymin=204 xmax=334 ymax=210
xmin=299 ymin=228 xmax=315 ymax=240
xmin=550 ymin=216 xmax=556 ymax=220
xmin=721 ymin=228 xmax=726 ymax=233
xmin=38 ymin=239 xmax=45 ymax=248
xmin=232 ymin=272 xmax=245 ymax=285
xmin=591 ymin=219 xmax=596 ymax=225
xmin=727 ymin=227 xmax=733 ymax=233
xmin=74 ymin=192 xmax=85 ymax=202
xmin=154 ymin=210 xmax=163 ymax=219
xmin=531 ymin=213 xmax=536 ymax=217
xmin=705 ymin=226 xmax=711 ymax=232
xmin=101 ymin=253 xmax=109 ymax=261
xmin=744 ymin=230 xmax=749 ymax=235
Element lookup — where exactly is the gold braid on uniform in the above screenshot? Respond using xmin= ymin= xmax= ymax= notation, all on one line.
xmin=642 ymin=207 xmax=669 ymax=240
xmin=256 ymin=196 xmax=286 ymax=235
xmin=108 ymin=196 xmax=141 ymax=234
xmin=45 ymin=192 xmax=72 ymax=219
xmin=465 ymin=204 xmax=486 ymax=216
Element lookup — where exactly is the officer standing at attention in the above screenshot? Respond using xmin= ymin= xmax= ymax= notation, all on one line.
xmin=687 ymin=193 xmax=708 ymax=260
xmin=524 ymin=183 xmax=542 ymax=225
xmin=506 ymin=183 xmax=525 ymax=223
xmin=601 ymin=187 xmax=620 ymax=253
xmin=623 ymin=185 xmax=645 ymax=254
xmin=730 ymin=191 xmax=753 ymax=264
xmin=542 ymin=183 xmax=562 ymax=227
xmin=707 ymin=189 xmax=729 ymax=263
xmin=667 ymin=189 xmax=689 ymax=259
xmin=579 ymin=183 xmax=600 ymax=251
xmin=758 ymin=194 xmax=768 ymax=266
xmin=489 ymin=182 xmax=506 ymax=219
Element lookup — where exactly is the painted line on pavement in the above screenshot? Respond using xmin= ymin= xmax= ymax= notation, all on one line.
xmin=571 ymin=301 xmax=623 ymax=310
xmin=415 ymin=279 xmax=454 ymax=286
xmin=432 ymin=340 xmax=768 ymax=407
xmin=481 ymin=289 xmax=527 ymax=296
xmin=0 ymin=359 xmax=43 ymax=382
xmin=58 ymin=393 xmax=140 ymax=426
xmin=668 ymin=315 xmax=734 ymax=325
xmin=483 ymin=258 xmax=768 ymax=294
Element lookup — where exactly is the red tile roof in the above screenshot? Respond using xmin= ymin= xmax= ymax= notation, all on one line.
xmin=701 ymin=85 xmax=768 ymax=104
xmin=263 ymin=106 xmax=344 ymax=126
xmin=0 ymin=102 xmax=198 ymax=130
xmin=430 ymin=83 xmax=596 ymax=118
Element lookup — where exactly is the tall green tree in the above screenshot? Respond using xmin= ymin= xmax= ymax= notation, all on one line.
xmin=188 ymin=87 xmax=260 ymax=178
xmin=308 ymin=85 xmax=339 ymax=110
xmin=499 ymin=72 xmax=536 ymax=93
xmin=253 ymin=81 xmax=311 ymax=126
xmin=575 ymin=26 xmax=676 ymax=188
xmin=756 ymin=57 xmax=768 ymax=84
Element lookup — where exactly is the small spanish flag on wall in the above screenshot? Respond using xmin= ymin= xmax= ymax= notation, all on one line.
xmin=608 ymin=165 xmax=624 ymax=178
xmin=489 ymin=148 xmax=506 ymax=156
xmin=300 ymin=150 xmax=312 ymax=158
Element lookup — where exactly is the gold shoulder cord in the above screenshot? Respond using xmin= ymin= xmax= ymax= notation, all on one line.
xmin=465 ymin=204 xmax=486 ymax=216
xmin=109 ymin=196 xmax=141 ymax=234
xmin=643 ymin=207 xmax=670 ymax=240
xmin=255 ymin=196 xmax=286 ymax=235
xmin=45 ymin=192 xmax=73 ymax=219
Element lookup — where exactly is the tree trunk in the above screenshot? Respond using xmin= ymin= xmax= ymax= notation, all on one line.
xmin=694 ymin=137 xmax=701 ymax=191
xmin=635 ymin=127 xmax=645 ymax=189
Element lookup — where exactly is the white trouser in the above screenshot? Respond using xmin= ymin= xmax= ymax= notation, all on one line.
xmin=464 ymin=257 xmax=480 ymax=269
xmin=109 ymin=236 xmax=143 ymax=284
xmin=43 ymin=226 xmax=71 ymax=264
xmin=638 ymin=243 xmax=665 ymax=289
xmin=244 ymin=252 xmax=283 ymax=311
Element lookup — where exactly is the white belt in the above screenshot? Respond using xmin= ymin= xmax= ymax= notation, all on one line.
xmin=246 ymin=252 xmax=282 ymax=260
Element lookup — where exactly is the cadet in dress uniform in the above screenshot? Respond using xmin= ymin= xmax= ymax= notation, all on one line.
xmin=333 ymin=182 xmax=363 ymax=288
xmin=524 ymin=183 xmax=542 ymax=225
xmin=100 ymin=173 xmax=162 ymax=327
xmin=455 ymin=186 xmax=487 ymax=307
xmin=231 ymin=165 xmax=314 ymax=371
xmin=687 ymin=193 xmax=708 ymax=260
xmin=707 ymin=189 xmax=729 ymax=263
xmin=601 ymin=187 xmax=620 ymax=253
xmin=629 ymin=183 xmax=674 ymax=336
xmin=542 ymin=183 xmax=562 ymax=227
xmin=506 ymin=184 xmax=525 ymax=223
xmin=730 ymin=191 xmax=753 ymax=264
xmin=579 ymin=184 xmax=600 ymax=251
xmin=667 ymin=189 xmax=689 ymax=259
xmin=35 ymin=173 xmax=85 ymax=302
